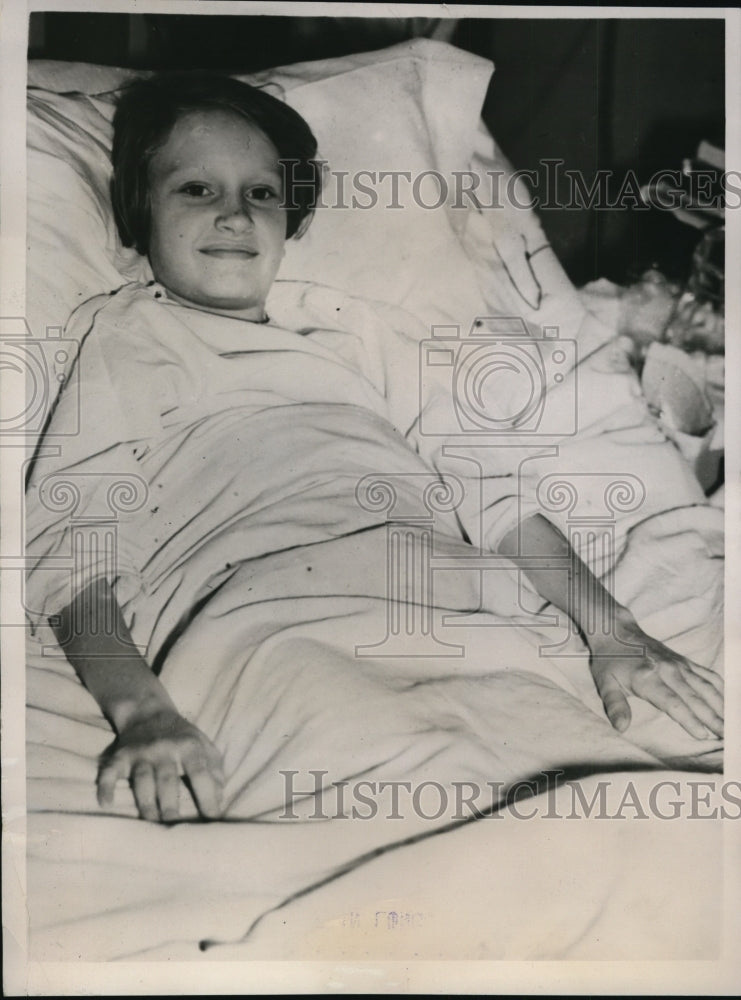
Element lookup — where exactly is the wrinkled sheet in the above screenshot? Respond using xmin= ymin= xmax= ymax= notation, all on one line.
xmin=26 ymin=494 xmax=725 ymax=960
xmin=25 ymin=281 xmax=724 ymax=961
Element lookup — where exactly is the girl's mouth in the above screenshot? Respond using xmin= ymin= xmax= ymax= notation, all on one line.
xmin=199 ymin=246 xmax=258 ymax=258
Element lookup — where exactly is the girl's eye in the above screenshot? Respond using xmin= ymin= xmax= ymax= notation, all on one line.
xmin=180 ymin=183 xmax=211 ymax=198
xmin=248 ymin=186 xmax=279 ymax=202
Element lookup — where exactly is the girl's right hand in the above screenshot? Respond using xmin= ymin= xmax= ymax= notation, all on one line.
xmin=97 ymin=709 xmax=224 ymax=822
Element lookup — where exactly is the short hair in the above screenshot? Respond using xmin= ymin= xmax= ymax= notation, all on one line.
xmin=111 ymin=71 xmax=322 ymax=255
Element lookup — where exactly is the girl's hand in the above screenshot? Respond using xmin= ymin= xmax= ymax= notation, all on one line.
xmin=588 ymin=618 xmax=724 ymax=740
xmin=97 ymin=709 xmax=224 ymax=822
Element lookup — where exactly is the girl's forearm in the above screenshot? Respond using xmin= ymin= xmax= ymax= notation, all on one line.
xmin=497 ymin=513 xmax=634 ymax=638
xmin=51 ymin=578 xmax=177 ymax=732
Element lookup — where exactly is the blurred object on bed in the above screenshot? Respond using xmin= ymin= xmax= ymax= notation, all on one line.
xmin=628 ymin=140 xmax=726 ymax=491
xmin=640 ymin=341 xmax=723 ymax=494
xmin=582 ymin=265 xmax=725 ymax=494
xmin=617 ymin=268 xmax=682 ymax=348
xmin=667 ymin=281 xmax=725 ymax=355
xmin=615 ymin=264 xmax=724 ymax=358
xmin=640 ymin=139 xmax=725 ymax=353
xmin=579 ymin=137 xmax=727 ymax=497
xmin=642 ymin=342 xmax=715 ymax=437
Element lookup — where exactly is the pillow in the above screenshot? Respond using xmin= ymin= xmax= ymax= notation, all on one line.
xmin=26 ymin=39 xmax=499 ymax=350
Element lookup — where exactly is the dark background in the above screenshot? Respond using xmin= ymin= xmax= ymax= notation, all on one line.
xmin=28 ymin=12 xmax=725 ymax=287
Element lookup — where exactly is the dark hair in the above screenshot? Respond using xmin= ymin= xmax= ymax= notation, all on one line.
xmin=111 ymin=71 xmax=322 ymax=254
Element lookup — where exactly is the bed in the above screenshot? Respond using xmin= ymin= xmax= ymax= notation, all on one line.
xmin=20 ymin=37 xmax=729 ymax=973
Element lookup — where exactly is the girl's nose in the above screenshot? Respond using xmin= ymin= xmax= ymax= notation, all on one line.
xmin=215 ymin=198 xmax=253 ymax=232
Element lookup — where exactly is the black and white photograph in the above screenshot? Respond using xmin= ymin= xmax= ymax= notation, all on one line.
xmin=2 ymin=2 xmax=740 ymax=994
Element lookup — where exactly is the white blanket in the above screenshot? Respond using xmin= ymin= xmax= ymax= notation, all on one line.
xmin=25 ymin=279 xmax=724 ymax=961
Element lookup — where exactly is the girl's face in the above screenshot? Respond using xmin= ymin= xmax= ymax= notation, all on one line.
xmin=147 ymin=109 xmax=287 ymax=321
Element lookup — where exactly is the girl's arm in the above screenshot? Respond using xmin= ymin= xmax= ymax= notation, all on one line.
xmin=498 ymin=513 xmax=724 ymax=739
xmin=52 ymin=579 xmax=223 ymax=822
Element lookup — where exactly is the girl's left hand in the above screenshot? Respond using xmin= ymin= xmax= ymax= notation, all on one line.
xmin=587 ymin=617 xmax=724 ymax=740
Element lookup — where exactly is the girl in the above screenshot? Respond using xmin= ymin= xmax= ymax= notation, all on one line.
xmin=27 ymin=72 xmax=723 ymax=824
